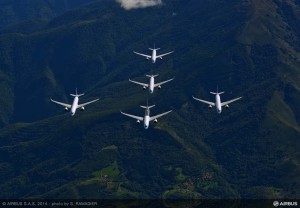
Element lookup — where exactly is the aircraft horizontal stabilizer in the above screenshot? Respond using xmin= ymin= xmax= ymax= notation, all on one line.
xmin=146 ymin=74 xmax=159 ymax=78
xmin=210 ymin=92 xmax=224 ymax=95
xmin=70 ymin=93 xmax=84 ymax=97
xmin=140 ymin=105 xmax=155 ymax=109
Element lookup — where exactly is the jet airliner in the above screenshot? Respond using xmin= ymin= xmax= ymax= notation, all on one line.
xmin=120 ymin=102 xmax=172 ymax=129
xmin=193 ymin=88 xmax=242 ymax=114
xmin=129 ymin=74 xmax=174 ymax=94
xmin=51 ymin=89 xmax=99 ymax=116
xmin=133 ymin=45 xmax=174 ymax=63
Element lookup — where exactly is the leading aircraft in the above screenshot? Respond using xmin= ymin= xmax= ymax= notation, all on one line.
xmin=120 ymin=101 xmax=172 ymax=129
xmin=133 ymin=44 xmax=174 ymax=63
xmin=129 ymin=74 xmax=174 ymax=94
xmin=51 ymin=89 xmax=99 ymax=116
xmin=192 ymin=88 xmax=242 ymax=114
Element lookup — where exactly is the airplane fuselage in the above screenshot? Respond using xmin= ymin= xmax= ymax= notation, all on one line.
xmin=215 ymin=94 xmax=222 ymax=114
xmin=71 ymin=96 xmax=79 ymax=116
xmin=144 ymin=115 xmax=150 ymax=129
xmin=144 ymin=108 xmax=151 ymax=129
xmin=151 ymin=50 xmax=157 ymax=63
xmin=149 ymin=76 xmax=155 ymax=93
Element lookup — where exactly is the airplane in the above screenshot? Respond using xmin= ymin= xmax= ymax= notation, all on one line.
xmin=133 ymin=44 xmax=174 ymax=63
xmin=192 ymin=88 xmax=242 ymax=114
xmin=50 ymin=89 xmax=99 ymax=116
xmin=120 ymin=101 xmax=172 ymax=129
xmin=129 ymin=74 xmax=174 ymax=94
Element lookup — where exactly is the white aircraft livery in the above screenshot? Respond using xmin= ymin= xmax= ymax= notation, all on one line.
xmin=133 ymin=45 xmax=174 ymax=63
xmin=51 ymin=89 xmax=99 ymax=116
xmin=120 ymin=102 xmax=172 ymax=129
xmin=129 ymin=74 xmax=174 ymax=94
xmin=193 ymin=89 xmax=242 ymax=114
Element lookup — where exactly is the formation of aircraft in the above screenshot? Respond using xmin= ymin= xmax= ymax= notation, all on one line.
xmin=120 ymin=102 xmax=172 ymax=129
xmin=133 ymin=44 xmax=174 ymax=63
xmin=50 ymin=45 xmax=243 ymax=127
xmin=129 ymin=74 xmax=174 ymax=94
xmin=50 ymin=89 xmax=99 ymax=116
xmin=121 ymin=44 xmax=175 ymax=129
xmin=192 ymin=88 xmax=242 ymax=114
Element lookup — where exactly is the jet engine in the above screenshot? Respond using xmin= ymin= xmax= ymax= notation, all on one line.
xmin=160 ymin=57 xmax=163 ymax=60
xmin=64 ymin=107 xmax=69 ymax=112
xmin=81 ymin=106 xmax=85 ymax=111
xmin=143 ymin=86 xmax=146 ymax=90
xmin=154 ymin=119 xmax=158 ymax=123
xmin=208 ymin=105 xmax=212 ymax=109
xmin=136 ymin=120 xmax=140 ymax=124
xmin=158 ymin=85 xmax=162 ymax=89
xmin=225 ymin=105 xmax=229 ymax=109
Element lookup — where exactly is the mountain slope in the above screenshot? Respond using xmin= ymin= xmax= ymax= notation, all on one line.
xmin=0 ymin=0 xmax=299 ymax=199
xmin=0 ymin=0 xmax=97 ymax=31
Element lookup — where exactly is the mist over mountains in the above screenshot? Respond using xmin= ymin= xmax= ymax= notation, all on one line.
xmin=0 ymin=0 xmax=299 ymax=199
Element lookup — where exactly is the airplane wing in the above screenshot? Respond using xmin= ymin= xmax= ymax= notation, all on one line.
xmin=192 ymin=96 xmax=215 ymax=106
xmin=129 ymin=79 xmax=149 ymax=87
xmin=154 ymin=78 xmax=174 ymax=87
xmin=77 ymin=98 xmax=99 ymax=109
xmin=50 ymin=98 xmax=71 ymax=108
xmin=133 ymin=51 xmax=151 ymax=58
xmin=156 ymin=51 xmax=174 ymax=58
xmin=120 ymin=111 xmax=143 ymax=121
xmin=221 ymin=97 xmax=242 ymax=106
xmin=150 ymin=110 xmax=172 ymax=121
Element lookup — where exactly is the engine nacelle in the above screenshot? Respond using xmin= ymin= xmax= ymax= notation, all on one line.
xmin=158 ymin=85 xmax=162 ymax=89
xmin=154 ymin=119 xmax=158 ymax=123
xmin=146 ymin=57 xmax=149 ymax=60
xmin=136 ymin=120 xmax=141 ymax=124
xmin=208 ymin=105 xmax=212 ymax=109
xmin=81 ymin=106 xmax=85 ymax=111
xmin=143 ymin=86 xmax=146 ymax=90
xmin=160 ymin=57 xmax=163 ymax=60
xmin=225 ymin=105 xmax=229 ymax=109
xmin=64 ymin=107 xmax=69 ymax=112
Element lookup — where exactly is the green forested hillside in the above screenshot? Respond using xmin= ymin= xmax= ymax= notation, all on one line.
xmin=0 ymin=0 xmax=299 ymax=199
xmin=0 ymin=0 xmax=97 ymax=31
